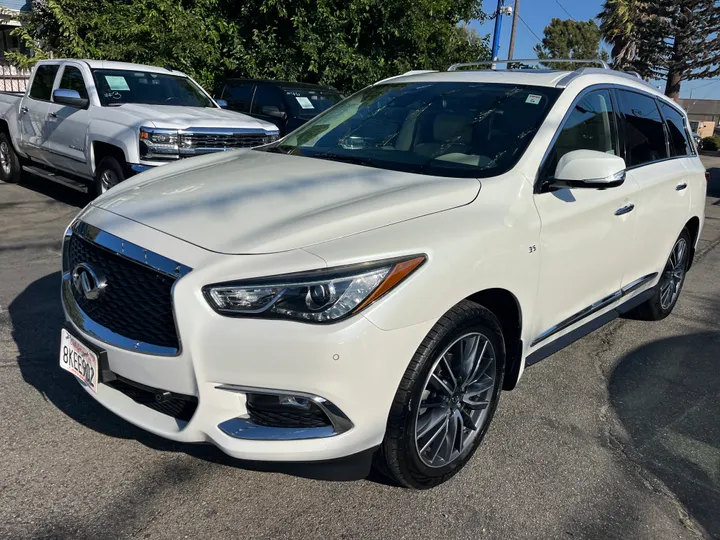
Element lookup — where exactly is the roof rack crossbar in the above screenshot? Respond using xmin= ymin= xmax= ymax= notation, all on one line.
xmin=448 ymin=58 xmax=610 ymax=71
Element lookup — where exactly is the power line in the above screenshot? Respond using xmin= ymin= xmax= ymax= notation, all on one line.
xmin=554 ymin=0 xmax=577 ymax=21
xmin=518 ymin=14 xmax=543 ymax=43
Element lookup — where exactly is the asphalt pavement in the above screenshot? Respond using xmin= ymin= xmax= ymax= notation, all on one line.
xmin=1 ymin=157 xmax=719 ymax=540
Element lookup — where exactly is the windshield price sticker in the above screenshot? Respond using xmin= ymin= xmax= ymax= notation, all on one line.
xmin=105 ymin=75 xmax=130 ymax=91
xmin=295 ymin=96 xmax=315 ymax=109
xmin=526 ymin=94 xmax=542 ymax=105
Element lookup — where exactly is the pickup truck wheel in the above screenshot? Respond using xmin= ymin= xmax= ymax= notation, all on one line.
xmin=95 ymin=156 xmax=125 ymax=196
xmin=627 ymin=228 xmax=691 ymax=321
xmin=0 ymin=133 xmax=21 ymax=183
xmin=376 ymin=300 xmax=505 ymax=489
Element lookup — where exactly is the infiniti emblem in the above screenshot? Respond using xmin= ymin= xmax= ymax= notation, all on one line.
xmin=72 ymin=263 xmax=107 ymax=300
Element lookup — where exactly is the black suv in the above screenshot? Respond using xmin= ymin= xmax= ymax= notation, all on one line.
xmin=214 ymin=79 xmax=343 ymax=136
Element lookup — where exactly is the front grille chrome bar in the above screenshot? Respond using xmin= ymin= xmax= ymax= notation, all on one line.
xmin=62 ymin=221 xmax=193 ymax=356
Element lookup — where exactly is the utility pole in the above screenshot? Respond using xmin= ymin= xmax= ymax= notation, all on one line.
xmin=491 ymin=0 xmax=506 ymax=60
xmin=508 ymin=0 xmax=520 ymax=61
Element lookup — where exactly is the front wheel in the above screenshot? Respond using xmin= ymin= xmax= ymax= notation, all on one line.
xmin=376 ymin=300 xmax=505 ymax=489
xmin=94 ymin=156 xmax=125 ymax=197
xmin=627 ymin=228 xmax=691 ymax=321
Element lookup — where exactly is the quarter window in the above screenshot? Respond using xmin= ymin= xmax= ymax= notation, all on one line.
xmin=546 ymin=90 xmax=619 ymax=176
xmin=58 ymin=66 xmax=89 ymax=100
xmin=615 ymin=90 xmax=669 ymax=167
xmin=29 ymin=65 xmax=60 ymax=101
xmin=659 ymin=101 xmax=693 ymax=156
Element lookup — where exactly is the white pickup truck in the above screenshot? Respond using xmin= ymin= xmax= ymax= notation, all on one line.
xmin=0 ymin=59 xmax=279 ymax=195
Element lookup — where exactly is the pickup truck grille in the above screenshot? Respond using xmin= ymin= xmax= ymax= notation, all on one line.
xmin=179 ymin=132 xmax=273 ymax=151
xmin=63 ymin=228 xmax=183 ymax=352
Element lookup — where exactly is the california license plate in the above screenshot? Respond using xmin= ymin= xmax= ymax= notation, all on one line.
xmin=59 ymin=329 xmax=99 ymax=393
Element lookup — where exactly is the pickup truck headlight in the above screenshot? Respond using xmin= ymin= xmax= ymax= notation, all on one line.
xmin=139 ymin=127 xmax=179 ymax=160
xmin=203 ymin=255 xmax=426 ymax=323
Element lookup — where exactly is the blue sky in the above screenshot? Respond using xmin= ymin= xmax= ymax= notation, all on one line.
xmin=471 ymin=0 xmax=720 ymax=100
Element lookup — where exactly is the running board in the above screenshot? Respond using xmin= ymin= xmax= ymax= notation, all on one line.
xmin=22 ymin=165 xmax=89 ymax=193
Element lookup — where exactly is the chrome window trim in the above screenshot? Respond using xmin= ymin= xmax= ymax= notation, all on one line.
xmin=531 ymin=272 xmax=658 ymax=347
xmin=62 ymin=221 xmax=192 ymax=356
xmin=215 ymin=384 xmax=354 ymax=440
xmin=535 ymin=83 xmax=697 ymax=192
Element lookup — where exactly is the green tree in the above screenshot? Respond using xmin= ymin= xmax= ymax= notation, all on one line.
xmin=598 ymin=0 xmax=653 ymax=72
xmin=599 ymin=0 xmax=720 ymax=99
xmin=8 ymin=0 xmax=490 ymax=94
xmin=534 ymin=18 xmax=609 ymax=71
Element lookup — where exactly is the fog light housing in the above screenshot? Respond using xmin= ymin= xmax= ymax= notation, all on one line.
xmin=246 ymin=393 xmax=330 ymax=428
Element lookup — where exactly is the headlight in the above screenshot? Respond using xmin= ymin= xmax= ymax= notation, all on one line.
xmin=140 ymin=127 xmax=179 ymax=160
xmin=203 ymin=255 xmax=426 ymax=323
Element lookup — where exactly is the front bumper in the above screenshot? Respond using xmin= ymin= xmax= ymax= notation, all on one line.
xmin=61 ymin=215 xmax=432 ymax=461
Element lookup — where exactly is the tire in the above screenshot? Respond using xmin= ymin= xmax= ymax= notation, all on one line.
xmin=627 ymin=228 xmax=692 ymax=321
xmin=94 ymin=156 xmax=125 ymax=197
xmin=376 ymin=300 xmax=505 ymax=489
xmin=0 ymin=132 xmax=21 ymax=183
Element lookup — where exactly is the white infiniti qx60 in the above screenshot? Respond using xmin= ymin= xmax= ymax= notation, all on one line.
xmin=59 ymin=63 xmax=706 ymax=489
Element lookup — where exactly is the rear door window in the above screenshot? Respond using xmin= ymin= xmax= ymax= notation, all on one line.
xmin=615 ymin=90 xmax=669 ymax=167
xmin=29 ymin=65 xmax=60 ymax=101
xmin=658 ymin=101 xmax=693 ymax=156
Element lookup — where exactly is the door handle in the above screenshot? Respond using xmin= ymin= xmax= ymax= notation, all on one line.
xmin=676 ymin=182 xmax=688 ymax=191
xmin=20 ymin=106 xmax=28 ymax=114
xmin=615 ymin=204 xmax=635 ymax=216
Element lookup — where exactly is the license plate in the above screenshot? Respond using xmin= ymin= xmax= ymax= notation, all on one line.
xmin=59 ymin=329 xmax=99 ymax=393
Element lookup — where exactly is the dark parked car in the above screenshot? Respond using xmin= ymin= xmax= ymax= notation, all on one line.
xmin=214 ymin=80 xmax=343 ymax=136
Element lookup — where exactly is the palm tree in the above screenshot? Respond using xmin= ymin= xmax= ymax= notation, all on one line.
xmin=598 ymin=0 xmax=652 ymax=71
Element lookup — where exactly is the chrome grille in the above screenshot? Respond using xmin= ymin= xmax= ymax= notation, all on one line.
xmin=178 ymin=132 xmax=273 ymax=151
xmin=62 ymin=222 xmax=192 ymax=356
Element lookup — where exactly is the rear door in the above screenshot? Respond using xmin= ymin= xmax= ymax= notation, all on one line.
xmin=531 ymin=89 xmax=638 ymax=348
xmin=615 ymin=89 xmax=691 ymax=288
xmin=19 ymin=63 xmax=60 ymax=162
xmin=44 ymin=62 xmax=92 ymax=176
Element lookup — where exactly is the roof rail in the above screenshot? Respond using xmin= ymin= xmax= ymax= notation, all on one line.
xmin=448 ymin=58 xmax=610 ymax=71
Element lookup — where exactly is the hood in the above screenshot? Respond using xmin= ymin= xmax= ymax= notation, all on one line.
xmin=116 ymin=104 xmax=277 ymax=131
xmin=92 ymin=150 xmax=481 ymax=254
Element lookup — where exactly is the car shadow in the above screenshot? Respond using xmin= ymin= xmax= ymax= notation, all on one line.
xmin=9 ymin=272 xmax=375 ymax=483
xmin=608 ymin=331 xmax=720 ymax=538
xmin=18 ymin=172 xmax=89 ymax=208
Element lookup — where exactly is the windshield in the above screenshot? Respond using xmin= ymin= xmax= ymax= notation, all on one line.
xmin=92 ymin=69 xmax=215 ymax=108
xmin=261 ymin=82 xmax=561 ymax=178
xmin=282 ymin=87 xmax=342 ymax=119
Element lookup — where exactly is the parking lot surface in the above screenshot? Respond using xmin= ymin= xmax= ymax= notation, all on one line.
xmin=1 ymin=157 xmax=719 ymax=540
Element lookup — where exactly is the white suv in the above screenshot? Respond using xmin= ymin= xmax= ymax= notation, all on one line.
xmin=59 ymin=65 xmax=706 ymax=489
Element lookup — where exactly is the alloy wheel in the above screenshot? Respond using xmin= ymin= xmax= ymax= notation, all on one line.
xmin=660 ymin=237 xmax=688 ymax=311
xmin=414 ymin=332 xmax=496 ymax=468
xmin=0 ymin=141 xmax=11 ymax=178
xmin=100 ymin=169 xmax=119 ymax=193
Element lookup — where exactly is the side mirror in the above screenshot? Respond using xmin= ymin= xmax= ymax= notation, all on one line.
xmin=216 ymin=99 xmax=228 ymax=108
xmin=53 ymin=88 xmax=89 ymax=109
xmin=261 ymin=105 xmax=287 ymax=119
xmin=551 ymin=150 xmax=626 ymax=189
